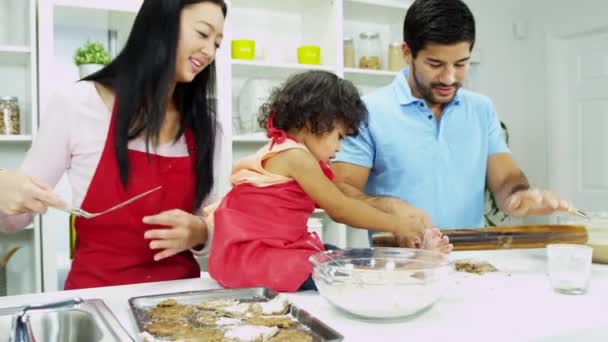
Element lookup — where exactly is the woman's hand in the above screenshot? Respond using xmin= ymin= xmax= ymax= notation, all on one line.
xmin=0 ymin=169 xmax=66 ymax=215
xmin=143 ymin=209 xmax=209 ymax=261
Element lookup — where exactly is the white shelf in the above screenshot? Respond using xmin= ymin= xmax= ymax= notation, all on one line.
xmin=0 ymin=135 xmax=33 ymax=142
xmin=344 ymin=0 xmax=408 ymax=25
xmin=232 ymin=0 xmax=329 ymax=12
xmin=344 ymin=67 xmax=398 ymax=86
xmin=0 ymin=45 xmax=31 ymax=65
xmin=232 ymin=60 xmax=335 ymax=79
xmin=345 ymin=68 xmax=399 ymax=77
xmin=344 ymin=0 xmax=410 ymax=10
xmin=232 ymin=132 xmax=268 ymax=143
xmin=54 ymin=0 xmax=142 ymax=13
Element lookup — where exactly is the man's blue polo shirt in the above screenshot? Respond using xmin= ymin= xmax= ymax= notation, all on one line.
xmin=335 ymin=69 xmax=510 ymax=233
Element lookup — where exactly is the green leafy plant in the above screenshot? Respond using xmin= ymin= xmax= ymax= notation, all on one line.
xmin=74 ymin=41 xmax=111 ymax=66
xmin=484 ymin=121 xmax=510 ymax=226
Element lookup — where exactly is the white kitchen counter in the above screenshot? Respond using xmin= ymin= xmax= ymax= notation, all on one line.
xmin=1 ymin=249 xmax=607 ymax=341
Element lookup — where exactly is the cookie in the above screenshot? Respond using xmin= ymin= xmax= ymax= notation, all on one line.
xmin=148 ymin=304 xmax=194 ymax=320
xmin=172 ymin=327 xmax=225 ymax=342
xmin=145 ymin=320 xmax=189 ymax=337
xmin=244 ymin=316 xmax=295 ymax=328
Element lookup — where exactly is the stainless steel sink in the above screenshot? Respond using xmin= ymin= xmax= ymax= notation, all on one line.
xmin=0 ymin=298 xmax=132 ymax=342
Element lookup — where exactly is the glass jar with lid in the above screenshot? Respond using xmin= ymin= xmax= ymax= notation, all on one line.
xmin=0 ymin=97 xmax=20 ymax=135
xmin=343 ymin=37 xmax=355 ymax=68
xmin=358 ymin=32 xmax=382 ymax=70
xmin=388 ymin=42 xmax=407 ymax=71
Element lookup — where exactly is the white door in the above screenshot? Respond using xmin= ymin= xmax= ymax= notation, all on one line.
xmin=547 ymin=30 xmax=608 ymax=212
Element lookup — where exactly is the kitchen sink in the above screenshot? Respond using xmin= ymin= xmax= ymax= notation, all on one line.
xmin=0 ymin=298 xmax=132 ymax=342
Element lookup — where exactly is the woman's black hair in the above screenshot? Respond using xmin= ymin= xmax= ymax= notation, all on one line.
xmin=258 ymin=70 xmax=368 ymax=137
xmin=84 ymin=0 xmax=227 ymax=210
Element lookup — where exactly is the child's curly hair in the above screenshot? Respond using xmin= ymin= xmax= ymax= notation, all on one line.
xmin=258 ymin=70 xmax=367 ymax=136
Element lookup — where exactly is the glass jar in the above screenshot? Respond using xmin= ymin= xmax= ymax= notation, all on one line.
xmin=0 ymin=97 xmax=20 ymax=135
xmin=388 ymin=42 xmax=407 ymax=71
xmin=358 ymin=32 xmax=382 ymax=70
xmin=343 ymin=37 xmax=355 ymax=68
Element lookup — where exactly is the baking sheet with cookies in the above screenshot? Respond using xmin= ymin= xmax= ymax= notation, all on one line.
xmin=129 ymin=287 xmax=343 ymax=341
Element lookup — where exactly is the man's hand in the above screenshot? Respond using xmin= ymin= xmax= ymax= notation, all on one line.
xmin=143 ymin=209 xmax=209 ymax=261
xmin=504 ymin=188 xmax=569 ymax=217
xmin=383 ymin=197 xmax=433 ymax=247
xmin=383 ymin=197 xmax=433 ymax=228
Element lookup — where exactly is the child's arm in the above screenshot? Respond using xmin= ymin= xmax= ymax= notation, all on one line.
xmin=265 ymin=149 xmax=426 ymax=242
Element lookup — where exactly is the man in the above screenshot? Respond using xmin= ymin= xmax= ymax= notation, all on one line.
xmin=332 ymin=0 xmax=569 ymax=244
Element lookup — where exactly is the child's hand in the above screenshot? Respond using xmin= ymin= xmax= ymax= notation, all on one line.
xmin=421 ymin=228 xmax=453 ymax=254
xmin=393 ymin=216 xmax=427 ymax=248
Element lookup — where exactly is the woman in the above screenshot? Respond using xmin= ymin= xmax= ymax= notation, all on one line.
xmin=0 ymin=0 xmax=227 ymax=289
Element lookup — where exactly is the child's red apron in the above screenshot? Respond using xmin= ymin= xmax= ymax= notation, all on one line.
xmin=208 ymin=121 xmax=334 ymax=292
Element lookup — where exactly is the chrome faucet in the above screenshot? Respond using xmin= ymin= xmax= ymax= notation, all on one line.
xmin=9 ymin=298 xmax=84 ymax=342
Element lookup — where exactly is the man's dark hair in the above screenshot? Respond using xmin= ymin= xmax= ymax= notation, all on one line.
xmin=403 ymin=0 xmax=476 ymax=57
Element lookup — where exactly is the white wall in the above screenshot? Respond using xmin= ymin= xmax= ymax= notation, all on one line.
xmin=467 ymin=0 xmax=607 ymax=191
xmin=522 ymin=0 xmax=608 ymax=185
xmin=465 ymin=0 xmax=543 ymax=185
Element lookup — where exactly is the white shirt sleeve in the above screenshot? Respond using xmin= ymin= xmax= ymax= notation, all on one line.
xmin=191 ymin=120 xmax=227 ymax=256
xmin=190 ymin=215 xmax=214 ymax=257
xmin=0 ymin=90 xmax=72 ymax=232
xmin=202 ymin=121 xmax=226 ymax=208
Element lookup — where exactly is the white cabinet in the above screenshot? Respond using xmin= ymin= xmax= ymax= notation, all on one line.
xmin=0 ymin=0 xmax=38 ymax=144
xmin=0 ymin=0 xmax=41 ymax=296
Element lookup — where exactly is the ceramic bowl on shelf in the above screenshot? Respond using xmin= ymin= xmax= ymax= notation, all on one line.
xmin=231 ymin=39 xmax=256 ymax=60
xmin=237 ymin=78 xmax=274 ymax=134
xmin=77 ymin=64 xmax=104 ymax=78
xmin=297 ymin=45 xmax=321 ymax=65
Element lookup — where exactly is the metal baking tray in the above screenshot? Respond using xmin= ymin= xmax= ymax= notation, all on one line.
xmin=128 ymin=287 xmax=343 ymax=341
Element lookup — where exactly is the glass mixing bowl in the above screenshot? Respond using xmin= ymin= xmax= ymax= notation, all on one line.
xmin=309 ymin=248 xmax=451 ymax=320
xmin=558 ymin=212 xmax=608 ymax=263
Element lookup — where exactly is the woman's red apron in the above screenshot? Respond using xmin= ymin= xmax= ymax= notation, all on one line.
xmin=208 ymin=118 xmax=334 ymax=292
xmin=64 ymin=102 xmax=200 ymax=289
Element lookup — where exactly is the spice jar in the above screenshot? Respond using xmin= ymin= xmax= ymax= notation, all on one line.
xmin=343 ymin=37 xmax=355 ymax=68
xmin=388 ymin=42 xmax=407 ymax=71
xmin=0 ymin=97 xmax=20 ymax=135
xmin=358 ymin=32 xmax=382 ymax=70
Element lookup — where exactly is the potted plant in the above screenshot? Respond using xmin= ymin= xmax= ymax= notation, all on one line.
xmin=484 ymin=121 xmax=510 ymax=226
xmin=74 ymin=40 xmax=111 ymax=78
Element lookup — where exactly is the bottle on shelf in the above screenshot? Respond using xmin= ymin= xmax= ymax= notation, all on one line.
xmin=0 ymin=96 xmax=21 ymax=135
xmin=358 ymin=32 xmax=382 ymax=70
xmin=343 ymin=37 xmax=355 ymax=68
xmin=388 ymin=42 xmax=407 ymax=71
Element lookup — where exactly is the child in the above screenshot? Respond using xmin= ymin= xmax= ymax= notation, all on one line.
xmin=208 ymin=71 xmax=451 ymax=292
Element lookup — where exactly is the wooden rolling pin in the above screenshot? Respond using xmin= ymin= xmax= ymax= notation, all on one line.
xmin=372 ymin=225 xmax=588 ymax=251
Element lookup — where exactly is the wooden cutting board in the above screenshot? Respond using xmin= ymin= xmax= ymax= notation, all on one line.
xmin=372 ymin=225 xmax=588 ymax=251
